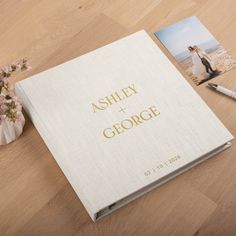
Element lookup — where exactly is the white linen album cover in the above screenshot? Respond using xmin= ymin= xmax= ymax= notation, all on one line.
xmin=16 ymin=30 xmax=233 ymax=221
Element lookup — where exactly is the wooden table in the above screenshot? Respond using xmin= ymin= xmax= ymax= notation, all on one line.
xmin=0 ymin=1 xmax=236 ymax=235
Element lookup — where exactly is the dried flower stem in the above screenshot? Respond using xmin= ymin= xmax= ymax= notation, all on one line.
xmin=0 ymin=58 xmax=31 ymax=124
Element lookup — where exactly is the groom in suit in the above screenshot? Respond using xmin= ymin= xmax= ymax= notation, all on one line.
xmin=193 ymin=45 xmax=215 ymax=75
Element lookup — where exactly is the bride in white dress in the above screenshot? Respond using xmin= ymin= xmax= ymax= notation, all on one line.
xmin=188 ymin=46 xmax=207 ymax=81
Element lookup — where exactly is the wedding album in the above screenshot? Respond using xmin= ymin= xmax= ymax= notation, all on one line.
xmin=15 ymin=30 xmax=233 ymax=221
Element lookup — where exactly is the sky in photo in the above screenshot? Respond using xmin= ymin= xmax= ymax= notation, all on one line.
xmin=155 ymin=16 xmax=219 ymax=56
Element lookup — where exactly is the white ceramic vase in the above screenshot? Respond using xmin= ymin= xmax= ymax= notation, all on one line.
xmin=0 ymin=113 xmax=25 ymax=145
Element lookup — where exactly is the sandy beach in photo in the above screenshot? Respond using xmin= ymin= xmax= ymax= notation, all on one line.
xmin=179 ymin=45 xmax=236 ymax=85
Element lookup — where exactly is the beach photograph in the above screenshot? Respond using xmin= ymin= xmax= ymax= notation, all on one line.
xmin=154 ymin=16 xmax=236 ymax=85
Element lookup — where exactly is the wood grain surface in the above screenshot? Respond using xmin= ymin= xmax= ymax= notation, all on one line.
xmin=0 ymin=0 xmax=235 ymax=235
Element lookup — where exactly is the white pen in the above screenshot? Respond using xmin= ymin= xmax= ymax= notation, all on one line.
xmin=208 ymin=83 xmax=236 ymax=100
